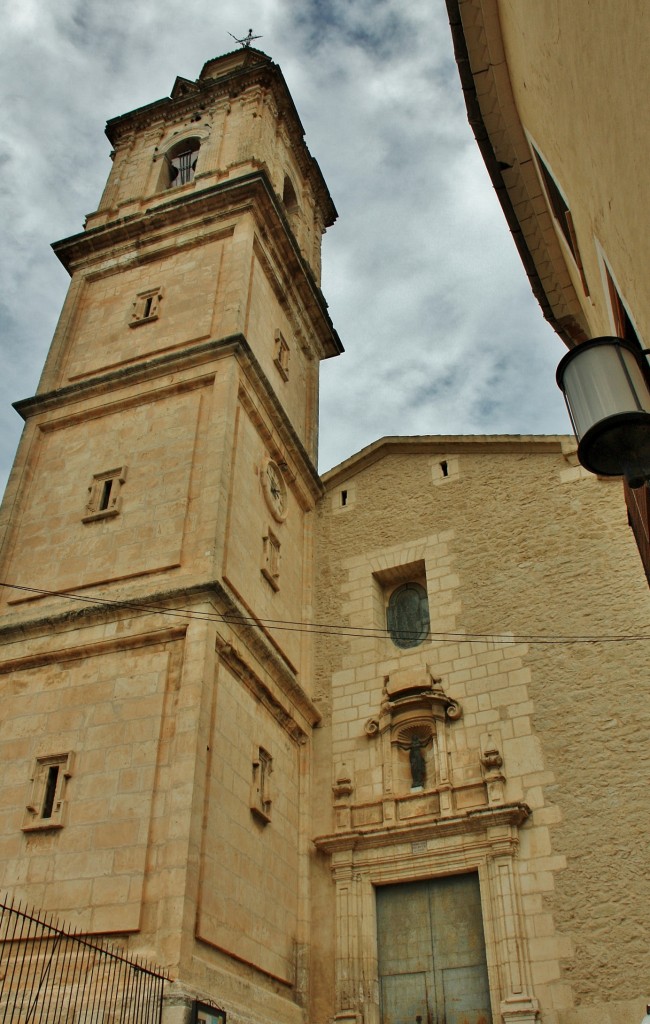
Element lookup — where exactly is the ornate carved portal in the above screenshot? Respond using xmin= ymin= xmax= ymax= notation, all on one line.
xmin=317 ymin=664 xmax=539 ymax=1024
xmin=316 ymin=810 xmax=539 ymax=1024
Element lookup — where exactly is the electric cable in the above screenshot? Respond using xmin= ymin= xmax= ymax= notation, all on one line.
xmin=0 ymin=580 xmax=648 ymax=646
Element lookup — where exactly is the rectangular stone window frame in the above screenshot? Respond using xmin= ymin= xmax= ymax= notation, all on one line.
xmin=530 ymin=143 xmax=590 ymax=297
xmin=373 ymin=559 xmax=430 ymax=648
xmin=82 ymin=465 xmax=127 ymax=523
xmin=23 ymin=752 xmax=74 ymax=832
xmin=250 ymin=746 xmax=273 ymax=824
xmin=261 ymin=528 xmax=281 ymax=590
xmin=374 ymin=559 xmax=428 ymax=593
xmin=273 ymin=329 xmax=290 ymax=381
xmin=604 ymin=262 xmax=642 ymax=347
xmin=129 ymin=286 xmax=163 ymax=327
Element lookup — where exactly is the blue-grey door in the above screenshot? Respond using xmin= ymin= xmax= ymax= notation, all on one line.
xmin=376 ymin=874 xmax=492 ymax=1024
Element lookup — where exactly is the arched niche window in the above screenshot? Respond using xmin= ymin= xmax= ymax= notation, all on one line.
xmin=282 ymin=174 xmax=299 ymax=213
xmin=386 ymin=582 xmax=430 ymax=649
xmin=163 ymin=138 xmax=200 ymax=189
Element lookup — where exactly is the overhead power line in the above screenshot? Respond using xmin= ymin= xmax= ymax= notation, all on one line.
xmin=1 ymin=581 xmax=649 ymax=647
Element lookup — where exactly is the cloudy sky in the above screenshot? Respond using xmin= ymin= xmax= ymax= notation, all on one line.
xmin=0 ymin=0 xmax=572 ymax=492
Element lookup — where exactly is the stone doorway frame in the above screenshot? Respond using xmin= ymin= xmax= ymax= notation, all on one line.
xmin=315 ymin=805 xmax=539 ymax=1024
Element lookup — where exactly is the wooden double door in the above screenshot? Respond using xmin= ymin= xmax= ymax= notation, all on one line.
xmin=376 ymin=874 xmax=492 ymax=1024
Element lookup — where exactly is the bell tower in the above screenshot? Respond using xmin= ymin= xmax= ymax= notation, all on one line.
xmin=0 ymin=48 xmax=340 ymax=1023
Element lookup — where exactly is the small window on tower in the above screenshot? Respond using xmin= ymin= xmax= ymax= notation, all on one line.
xmin=250 ymin=747 xmax=273 ymax=824
xmin=162 ymin=138 xmax=200 ymax=189
xmin=282 ymin=175 xmax=298 ymax=213
xmin=273 ymin=330 xmax=290 ymax=381
xmin=130 ymin=287 xmax=162 ymax=327
xmin=83 ymin=466 xmax=127 ymax=523
xmin=261 ymin=530 xmax=281 ymax=590
xmin=23 ymin=752 xmax=74 ymax=831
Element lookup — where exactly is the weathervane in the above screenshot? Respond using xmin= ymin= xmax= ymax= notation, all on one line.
xmin=229 ymin=28 xmax=262 ymax=49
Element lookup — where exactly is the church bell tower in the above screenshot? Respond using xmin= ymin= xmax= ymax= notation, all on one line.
xmin=0 ymin=47 xmax=340 ymax=1023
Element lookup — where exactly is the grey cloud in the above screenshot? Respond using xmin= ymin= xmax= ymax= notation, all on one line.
xmin=0 ymin=0 xmax=571 ymax=496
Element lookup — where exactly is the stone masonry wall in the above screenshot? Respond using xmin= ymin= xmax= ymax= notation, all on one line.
xmin=313 ymin=440 xmax=650 ymax=1023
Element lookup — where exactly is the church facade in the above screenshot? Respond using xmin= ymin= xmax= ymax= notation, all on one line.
xmin=0 ymin=47 xmax=648 ymax=1024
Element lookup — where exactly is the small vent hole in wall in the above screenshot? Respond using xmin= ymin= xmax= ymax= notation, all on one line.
xmin=341 ymin=490 xmax=348 ymax=507
xmin=440 ymin=461 xmax=448 ymax=477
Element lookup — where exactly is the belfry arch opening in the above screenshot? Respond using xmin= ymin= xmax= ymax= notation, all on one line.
xmin=161 ymin=137 xmax=200 ymax=189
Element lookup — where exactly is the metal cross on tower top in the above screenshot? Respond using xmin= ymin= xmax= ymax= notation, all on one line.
xmin=228 ymin=28 xmax=262 ymax=48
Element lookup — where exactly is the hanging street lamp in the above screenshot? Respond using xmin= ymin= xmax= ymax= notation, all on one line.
xmin=557 ymin=336 xmax=650 ymax=487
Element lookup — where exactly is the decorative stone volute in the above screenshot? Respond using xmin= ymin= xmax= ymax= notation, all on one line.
xmin=377 ymin=665 xmax=462 ymax=737
xmin=361 ymin=666 xmax=464 ymax=797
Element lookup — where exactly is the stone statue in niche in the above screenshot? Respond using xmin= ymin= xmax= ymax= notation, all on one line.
xmin=397 ymin=734 xmax=432 ymax=788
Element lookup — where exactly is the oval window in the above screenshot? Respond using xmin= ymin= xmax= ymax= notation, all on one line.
xmin=386 ymin=583 xmax=430 ymax=649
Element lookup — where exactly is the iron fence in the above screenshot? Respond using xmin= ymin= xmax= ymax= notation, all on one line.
xmin=0 ymin=896 xmax=169 ymax=1023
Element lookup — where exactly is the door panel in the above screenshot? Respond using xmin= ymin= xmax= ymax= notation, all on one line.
xmin=442 ymin=965 xmax=491 ymax=1024
xmin=429 ymin=874 xmax=487 ymax=968
xmin=376 ymin=874 xmax=491 ymax=1024
xmin=381 ymin=973 xmax=429 ymax=1024
xmin=376 ymin=880 xmax=432 ymax=975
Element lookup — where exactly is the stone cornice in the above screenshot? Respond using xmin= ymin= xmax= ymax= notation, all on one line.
xmin=214 ymin=574 xmax=322 ymax=734
xmin=51 ymin=172 xmax=342 ymax=360
xmin=0 ymin=578 xmax=319 ymax=732
xmin=215 ymin=629 xmax=319 ymax=740
xmin=13 ymin=334 xmax=324 ymax=504
xmin=104 ymin=51 xmax=337 ymax=229
xmin=0 ymin=581 xmax=229 ymax=644
xmin=0 ymin=625 xmax=188 ymax=675
xmin=322 ymin=433 xmax=573 ymax=487
xmin=234 ymin=343 xmax=324 ymax=505
xmin=313 ymin=802 xmax=531 ymax=853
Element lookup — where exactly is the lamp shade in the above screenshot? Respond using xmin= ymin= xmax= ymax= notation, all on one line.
xmin=557 ymin=336 xmax=650 ymax=487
